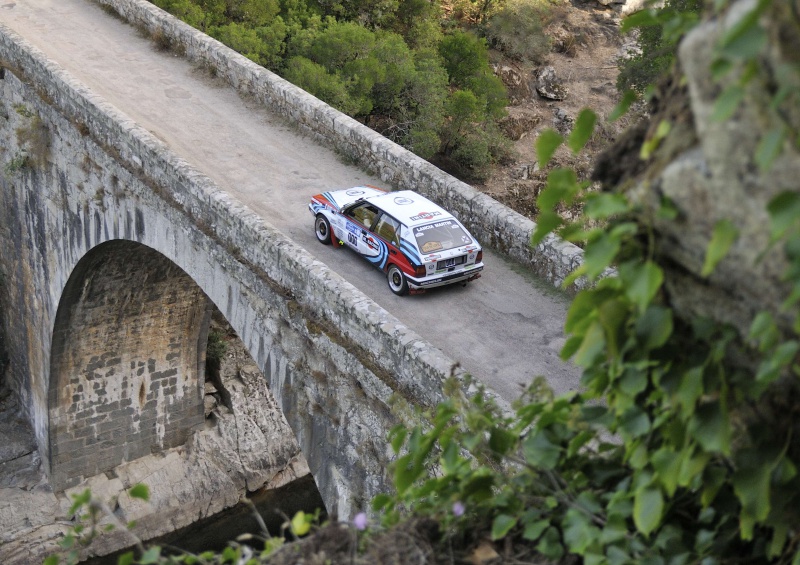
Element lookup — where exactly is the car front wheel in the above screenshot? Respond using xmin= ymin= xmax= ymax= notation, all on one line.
xmin=315 ymin=215 xmax=332 ymax=245
xmin=387 ymin=264 xmax=409 ymax=296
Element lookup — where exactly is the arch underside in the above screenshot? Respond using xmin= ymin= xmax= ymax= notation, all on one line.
xmin=48 ymin=240 xmax=211 ymax=489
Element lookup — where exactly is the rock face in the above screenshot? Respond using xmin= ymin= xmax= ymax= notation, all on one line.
xmin=0 ymin=319 xmax=313 ymax=565
xmin=594 ymin=0 xmax=800 ymax=352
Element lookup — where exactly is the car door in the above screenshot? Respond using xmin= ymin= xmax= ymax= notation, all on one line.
xmin=342 ymin=202 xmax=381 ymax=259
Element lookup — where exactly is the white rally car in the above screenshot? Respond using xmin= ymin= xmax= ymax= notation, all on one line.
xmin=309 ymin=186 xmax=484 ymax=295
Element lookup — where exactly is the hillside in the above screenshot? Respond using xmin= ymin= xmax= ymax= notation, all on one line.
xmin=478 ymin=0 xmax=632 ymax=222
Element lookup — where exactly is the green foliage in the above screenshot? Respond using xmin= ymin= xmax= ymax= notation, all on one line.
xmin=45 ymin=485 xmax=324 ymax=564
xmin=210 ymin=20 xmax=287 ymax=68
xmin=438 ymin=30 xmax=490 ymax=88
xmin=4 ymin=151 xmax=29 ymax=175
xmin=378 ymin=2 xmax=800 ymax=563
xmin=206 ymin=328 xmax=228 ymax=363
xmin=149 ymin=0 xmax=519 ymax=180
xmin=484 ymin=0 xmax=552 ymax=64
xmin=616 ymin=0 xmax=703 ymax=94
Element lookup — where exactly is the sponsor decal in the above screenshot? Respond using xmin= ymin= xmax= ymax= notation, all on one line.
xmin=433 ymin=220 xmax=453 ymax=228
xmin=346 ymin=222 xmax=360 ymax=234
xmin=394 ymin=196 xmax=415 ymax=205
xmin=363 ymin=234 xmax=379 ymax=250
xmin=410 ymin=211 xmax=442 ymax=222
xmin=421 ymin=278 xmax=442 ymax=285
xmin=346 ymin=189 xmax=365 ymax=196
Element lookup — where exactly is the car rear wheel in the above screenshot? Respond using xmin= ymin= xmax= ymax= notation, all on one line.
xmin=387 ymin=264 xmax=409 ymax=296
xmin=315 ymin=215 xmax=332 ymax=245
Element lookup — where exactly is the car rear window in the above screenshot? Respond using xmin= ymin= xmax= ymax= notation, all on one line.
xmin=413 ymin=220 xmax=473 ymax=253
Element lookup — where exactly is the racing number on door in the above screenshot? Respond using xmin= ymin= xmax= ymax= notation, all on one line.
xmin=348 ymin=233 xmax=357 ymax=246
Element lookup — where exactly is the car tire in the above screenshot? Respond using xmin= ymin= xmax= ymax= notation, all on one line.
xmin=315 ymin=215 xmax=333 ymax=245
xmin=387 ymin=264 xmax=409 ymax=296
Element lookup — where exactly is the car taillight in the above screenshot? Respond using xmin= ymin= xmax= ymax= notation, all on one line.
xmin=476 ymin=250 xmax=483 ymax=263
xmin=415 ymin=265 xmax=426 ymax=277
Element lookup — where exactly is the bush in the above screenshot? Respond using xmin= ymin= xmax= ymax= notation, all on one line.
xmin=484 ymin=0 xmax=551 ymax=64
xmin=210 ymin=20 xmax=287 ymax=68
xmin=438 ymin=30 xmax=490 ymax=87
xmin=616 ymin=0 xmax=703 ymax=94
xmin=282 ymin=56 xmax=364 ymax=116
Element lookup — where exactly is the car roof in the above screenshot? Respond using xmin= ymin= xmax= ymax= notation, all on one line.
xmin=364 ymin=190 xmax=456 ymax=228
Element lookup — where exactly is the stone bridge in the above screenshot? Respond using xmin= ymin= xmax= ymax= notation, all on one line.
xmin=0 ymin=0 xmax=583 ymax=558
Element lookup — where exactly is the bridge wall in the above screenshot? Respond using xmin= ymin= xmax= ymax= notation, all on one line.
xmin=0 ymin=24 xmax=460 ymax=519
xmin=97 ymin=0 xmax=586 ymax=291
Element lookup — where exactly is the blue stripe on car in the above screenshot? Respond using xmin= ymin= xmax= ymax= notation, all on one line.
xmin=366 ymin=239 xmax=389 ymax=270
xmin=400 ymin=239 xmax=421 ymax=264
xmin=322 ymin=192 xmax=340 ymax=211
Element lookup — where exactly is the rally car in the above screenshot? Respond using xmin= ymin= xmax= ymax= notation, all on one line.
xmin=309 ymin=186 xmax=483 ymax=295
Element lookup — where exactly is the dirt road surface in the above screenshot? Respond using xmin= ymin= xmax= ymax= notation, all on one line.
xmin=0 ymin=0 xmax=581 ymax=402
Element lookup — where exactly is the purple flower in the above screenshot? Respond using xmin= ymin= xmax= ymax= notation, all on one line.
xmin=353 ymin=512 xmax=368 ymax=531
xmin=452 ymin=501 xmax=465 ymax=517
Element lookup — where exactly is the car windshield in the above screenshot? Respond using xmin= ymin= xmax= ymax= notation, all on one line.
xmin=413 ymin=219 xmax=472 ymax=254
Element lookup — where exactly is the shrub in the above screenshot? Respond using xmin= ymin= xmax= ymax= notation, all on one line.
xmin=484 ymin=0 xmax=551 ymax=64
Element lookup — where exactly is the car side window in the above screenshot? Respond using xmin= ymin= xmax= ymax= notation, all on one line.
xmin=346 ymin=203 xmax=379 ymax=229
xmin=374 ymin=214 xmax=401 ymax=246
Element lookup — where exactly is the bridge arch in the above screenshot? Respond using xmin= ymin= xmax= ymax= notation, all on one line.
xmin=48 ymin=240 xmax=212 ymax=488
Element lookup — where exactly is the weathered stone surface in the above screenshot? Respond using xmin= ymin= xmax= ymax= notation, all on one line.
xmin=601 ymin=0 xmax=800 ymax=342
xmin=535 ymin=66 xmax=569 ymax=101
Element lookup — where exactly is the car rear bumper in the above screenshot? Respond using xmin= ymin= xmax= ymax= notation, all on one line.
xmin=407 ymin=265 xmax=484 ymax=292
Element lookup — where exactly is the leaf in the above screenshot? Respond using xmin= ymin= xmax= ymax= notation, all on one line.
xmin=748 ymin=311 xmax=779 ymax=352
xmin=711 ymin=84 xmax=744 ymax=122
xmin=701 ymin=219 xmax=738 ymax=277
xmin=291 ymin=511 xmax=311 ymax=536
xmin=720 ymin=21 xmax=767 ymax=60
xmin=634 ymin=305 xmax=673 ymax=351
xmin=619 ymin=406 xmax=651 ymax=439
xmin=584 ymin=193 xmax=629 ymax=219
xmin=652 ymin=448 xmax=681 ymax=497
xmin=756 ymin=340 xmax=799 ymax=385
xmin=371 ymin=493 xmax=392 ymax=511
xmin=139 ymin=547 xmax=162 ymax=565
xmin=43 ymin=557 xmax=59 ymax=565
xmin=536 ymin=527 xmax=565 ymax=561
xmin=574 ymin=321 xmax=606 ymax=368
xmin=689 ymin=401 xmax=731 ymax=454
xmin=394 ymin=454 xmax=418 ymax=494
xmin=129 ymin=483 xmax=150 ymax=502
xmin=640 ymin=120 xmax=671 ymax=159
xmin=388 ymin=425 xmax=407 ymax=453
xmin=567 ymin=109 xmax=597 ymax=153
xmin=562 ymin=508 xmax=596 ymax=555
xmin=68 ymin=489 xmax=91 ymax=516
xmin=633 ymin=485 xmax=664 ymax=537
xmin=522 ymin=430 xmax=561 ymax=469
xmin=755 ymin=126 xmax=786 ymax=171
xmin=531 ymin=210 xmax=563 ymax=245
xmin=583 ymin=233 xmax=620 ymax=279
xmin=536 ymin=129 xmax=563 ymax=168
xmin=539 ymin=168 xmax=580 ymax=209
xmin=523 ymin=519 xmax=549 ymax=541
xmin=489 ymin=427 xmax=517 ymax=456
xmin=620 ymin=260 xmax=663 ymax=312
xmin=609 ymin=90 xmax=637 ymax=122
xmin=620 ymin=8 xmax=659 ymax=32
xmin=491 ymin=514 xmax=517 ymax=540
xmin=117 ymin=552 xmax=136 ymax=565
xmin=677 ymin=366 xmax=704 ymax=415
xmin=768 ymin=192 xmax=800 ymax=240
